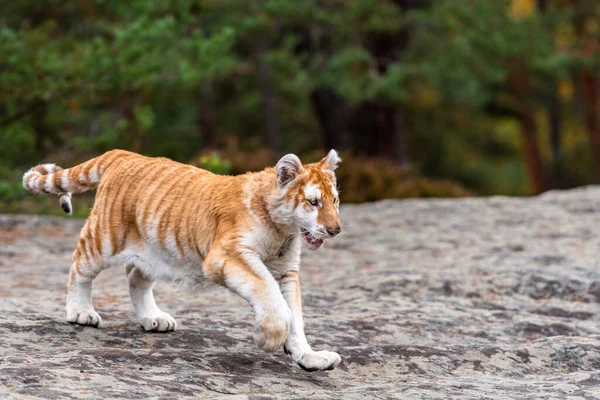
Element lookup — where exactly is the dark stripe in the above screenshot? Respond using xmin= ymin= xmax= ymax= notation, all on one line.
xmin=163 ymin=170 xmax=197 ymax=256
xmin=126 ymin=161 xmax=165 ymax=239
xmin=38 ymin=175 xmax=48 ymax=193
xmin=188 ymin=179 xmax=205 ymax=258
xmin=53 ymin=170 xmax=63 ymax=192
xmin=108 ymin=159 xmax=147 ymax=254
xmin=140 ymin=165 xmax=182 ymax=233
xmin=81 ymin=160 xmax=95 ymax=184
xmin=156 ymin=169 xmax=191 ymax=250
xmin=118 ymin=159 xmax=150 ymax=252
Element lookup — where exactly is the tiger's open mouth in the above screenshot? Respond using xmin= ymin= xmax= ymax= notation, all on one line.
xmin=301 ymin=228 xmax=324 ymax=249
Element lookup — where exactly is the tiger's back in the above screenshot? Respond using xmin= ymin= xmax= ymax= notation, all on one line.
xmin=80 ymin=151 xmax=248 ymax=284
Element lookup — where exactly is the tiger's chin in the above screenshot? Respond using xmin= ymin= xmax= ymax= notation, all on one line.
xmin=301 ymin=228 xmax=325 ymax=250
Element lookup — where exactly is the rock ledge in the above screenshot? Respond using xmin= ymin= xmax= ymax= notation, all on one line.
xmin=2 ymin=187 xmax=600 ymax=399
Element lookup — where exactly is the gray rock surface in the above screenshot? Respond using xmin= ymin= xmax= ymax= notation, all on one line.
xmin=2 ymin=187 xmax=600 ymax=399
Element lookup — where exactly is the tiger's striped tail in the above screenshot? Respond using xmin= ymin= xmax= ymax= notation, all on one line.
xmin=22 ymin=150 xmax=129 ymax=215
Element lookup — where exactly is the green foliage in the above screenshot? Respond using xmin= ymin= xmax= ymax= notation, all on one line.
xmin=0 ymin=0 xmax=599 ymax=215
xmin=195 ymin=152 xmax=232 ymax=175
xmin=405 ymin=0 xmax=574 ymax=106
xmin=0 ymin=179 xmax=25 ymax=203
xmin=396 ymin=0 xmax=598 ymax=194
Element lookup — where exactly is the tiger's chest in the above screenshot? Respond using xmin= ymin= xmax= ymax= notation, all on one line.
xmin=259 ymin=234 xmax=302 ymax=274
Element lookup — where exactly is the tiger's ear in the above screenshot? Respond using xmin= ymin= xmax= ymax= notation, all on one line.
xmin=320 ymin=149 xmax=341 ymax=171
xmin=276 ymin=154 xmax=303 ymax=188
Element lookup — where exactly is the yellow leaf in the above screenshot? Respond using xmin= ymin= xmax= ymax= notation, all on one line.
xmin=510 ymin=0 xmax=536 ymax=19
xmin=558 ymin=79 xmax=574 ymax=102
xmin=584 ymin=17 xmax=598 ymax=35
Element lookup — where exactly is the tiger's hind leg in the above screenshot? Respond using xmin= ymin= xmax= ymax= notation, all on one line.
xmin=125 ymin=265 xmax=177 ymax=332
xmin=65 ymin=253 xmax=103 ymax=327
xmin=65 ymin=216 xmax=105 ymax=327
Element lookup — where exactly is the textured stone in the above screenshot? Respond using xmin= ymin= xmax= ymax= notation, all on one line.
xmin=2 ymin=187 xmax=600 ymax=398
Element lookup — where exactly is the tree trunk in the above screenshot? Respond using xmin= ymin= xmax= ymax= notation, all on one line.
xmin=198 ymin=83 xmax=216 ymax=149
xmin=311 ymin=89 xmax=351 ymax=151
xmin=508 ymin=68 xmax=547 ymax=194
xmin=519 ymin=105 xmax=546 ymax=194
xmin=351 ymin=103 xmax=378 ymax=157
xmin=571 ymin=0 xmax=600 ymax=178
xmin=536 ymin=0 xmax=562 ymax=188
xmin=122 ymin=102 xmax=142 ymax=153
xmin=393 ymin=108 xmax=408 ymax=165
xmin=255 ymin=35 xmax=280 ymax=152
xmin=536 ymin=0 xmax=547 ymax=11
xmin=548 ymin=83 xmax=563 ymax=188
xmin=581 ymin=71 xmax=600 ymax=178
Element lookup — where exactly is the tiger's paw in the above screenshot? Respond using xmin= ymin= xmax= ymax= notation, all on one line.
xmin=296 ymin=350 xmax=342 ymax=372
xmin=66 ymin=309 xmax=102 ymax=328
xmin=139 ymin=312 xmax=177 ymax=332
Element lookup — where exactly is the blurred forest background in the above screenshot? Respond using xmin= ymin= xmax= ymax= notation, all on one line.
xmin=0 ymin=0 xmax=599 ymax=216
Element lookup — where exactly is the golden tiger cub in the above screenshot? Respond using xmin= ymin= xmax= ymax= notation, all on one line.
xmin=23 ymin=149 xmax=343 ymax=371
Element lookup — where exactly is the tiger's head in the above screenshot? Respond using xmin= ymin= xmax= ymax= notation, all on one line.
xmin=275 ymin=150 xmax=342 ymax=250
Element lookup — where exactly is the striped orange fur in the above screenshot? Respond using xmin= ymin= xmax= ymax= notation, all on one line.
xmin=23 ymin=149 xmax=343 ymax=371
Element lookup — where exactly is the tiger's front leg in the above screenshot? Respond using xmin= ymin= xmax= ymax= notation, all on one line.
xmin=280 ymin=270 xmax=342 ymax=372
xmin=205 ymin=251 xmax=292 ymax=352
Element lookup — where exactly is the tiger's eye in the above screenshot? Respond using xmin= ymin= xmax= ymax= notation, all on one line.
xmin=309 ymin=199 xmax=318 ymax=206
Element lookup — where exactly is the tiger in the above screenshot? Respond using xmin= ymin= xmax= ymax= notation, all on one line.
xmin=22 ymin=149 xmax=343 ymax=372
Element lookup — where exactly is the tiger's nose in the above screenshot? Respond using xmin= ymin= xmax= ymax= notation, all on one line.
xmin=327 ymin=225 xmax=342 ymax=237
